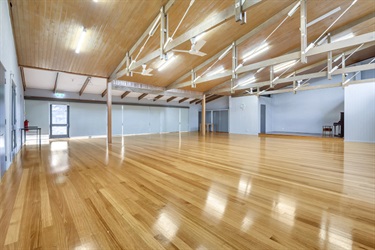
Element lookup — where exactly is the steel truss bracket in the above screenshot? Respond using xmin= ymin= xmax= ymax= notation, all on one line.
xmin=191 ymin=69 xmax=196 ymax=88
xmin=160 ymin=6 xmax=169 ymax=59
xmin=235 ymin=0 xmax=247 ymax=24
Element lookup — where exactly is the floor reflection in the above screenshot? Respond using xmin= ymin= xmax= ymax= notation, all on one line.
xmin=203 ymin=185 xmax=227 ymax=222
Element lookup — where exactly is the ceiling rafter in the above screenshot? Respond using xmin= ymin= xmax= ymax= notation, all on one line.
xmin=166 ymin=1 xmax=297 ymax=90
xmin=112 ymin=0 xmax=263 ymax=81
xmin=179 ymin=97 xmax=189 ymax=103
xmin=138 ymin=93 xmax=148 ymax=100
xmin=167 ymin=96 xmax=176 ymax=102
xmin=121 ymin=91 xmax=131 ymax=99
xmin=20 ymin=66 xmax=26 ymax=91
xmin=153 ymin=95 xmax=163 ymax=101
xmin=53 ymin=72 xmax=59 ymax=93
xmin=101 ymin=89 xmax=107 ymax=98
xmin=79 ymin=77 xmax=91 ymax=96
xmin=189 ymin=98 xmax=199 ymax=104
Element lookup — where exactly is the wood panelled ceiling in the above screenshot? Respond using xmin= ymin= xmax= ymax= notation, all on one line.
xmin=9 ymin=0 xmax=375 ymax=96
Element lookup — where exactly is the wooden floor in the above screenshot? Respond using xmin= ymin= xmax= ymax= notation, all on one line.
xmin=0 ymin=132 xmax=374 ymax=249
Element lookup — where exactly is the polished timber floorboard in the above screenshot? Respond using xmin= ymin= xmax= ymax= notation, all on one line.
xmin=0 ymin=132 xmax=374 ymax=249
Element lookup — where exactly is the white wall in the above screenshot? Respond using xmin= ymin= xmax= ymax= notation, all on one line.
xmin=229 ymin=95 xmax=259 ymax=134
xmin=344 ymin=81 xmax=375 ymax=143
xmin=271 ymin=77 xmax=344 ymax=134
xmin=0 ymin=0 xmax=24 ymax=169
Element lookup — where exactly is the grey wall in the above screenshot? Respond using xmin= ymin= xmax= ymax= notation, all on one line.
xmin=271 ymin=76 xmax=344 ymax=134
xmin=1 ymin=0 xmax=24 ymax=169
xmin=344 ymin=81 xmax=375 ymax=143
xmin=229 ymin=96 xmax=259 ymax=135
xmin=259 ymin=96 xmax=272 ymax=133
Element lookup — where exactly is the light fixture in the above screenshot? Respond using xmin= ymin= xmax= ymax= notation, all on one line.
xmin=332 ymin=32 xmax=354 ymax=43
xmin=218 ymin=45 xmax=233 ymax=60
xmin=243 ymin=43 xmax=270 ymax=62
xmin=93 ymin=0 xmax=98 ymax=2
xmin=256 ymin=67 xmax=265 ymax=73
xmin=288 ymin=2 xmax=301 ymax=17
xmin=304 ymin=43 xmax=315 ymax=54
xmin=239 ymin=76 xmax=256 ymax=86
xmin=195 ymin=32 xmax=206 ymax=41
xmin=75 ymin=27 xmax=87 ymax=54
xmin=333 ymin=54 xmax=343 ymax=63
xmin=207 ymin=66 xmax=225 ymax=77
xmin=329 ymin=65 xmax=339 ymax=74
xmin=307 ymin=7 xmax=341 ymax=28
xmin=158 ymin=54 xmax=176 ymax=71
xmin=273 ymin=60 xmax=297 ymax=73
xmin=235 ymin=63 xmax=243 ymax=72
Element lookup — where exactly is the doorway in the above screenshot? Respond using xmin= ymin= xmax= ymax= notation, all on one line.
xmin=50 ymin=104 xmax=70 ymax=138
xmin=0 ymin=63 xmax=6 ymax=178
xmin=260 ymin=104 xmax=266 ymax=134
xmin=11 ymin=82 xmax=17 ymax=160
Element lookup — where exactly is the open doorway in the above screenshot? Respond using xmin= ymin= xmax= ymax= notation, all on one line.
xmin=50 ymin=104 xmax=70 ymax=138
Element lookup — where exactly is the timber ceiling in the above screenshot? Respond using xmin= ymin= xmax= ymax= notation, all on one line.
xmin=9 ymin=0 xmax=375 ymax=100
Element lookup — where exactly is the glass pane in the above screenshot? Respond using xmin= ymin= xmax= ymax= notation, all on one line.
xmin=52 ymin=126 xmax=67 ymax=136
xmin=52 ymin=105 xmax=68 ymax=124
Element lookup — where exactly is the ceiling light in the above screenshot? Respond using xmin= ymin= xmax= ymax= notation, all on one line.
xmin=75 ymin=27 xmax=87 ymax=54
xmin=158 ymin=55 xmax=176 ymax=71
xmin=329 ymin=65 xmax=339 ymax=74
xmin=288 ymin=2 xmax=301 ymax=17
xmin=207 ymin=66 xmax=225 ymax=77
xmin=93 ymin=0 xmax=98 ymax=2
xmin=256 ymin=67 xmax=265 ymax=73
xmin=219 ymin=45 xmax=233 ymax=60
xmin=273 ymin=60 xmax=297 ymax=73
xmin=235 ymin=63 xmax=243 ymax=72
xmin=243 ymin=43 xmax=269 ymax=62
xmin=195 ymin=32 xmax=206 ymax=41
xmin=304 ymin=43 xmax=315 ymax=54
xmin=307 ymin=7 xmax=341 ymax=28
xmin=239 ymin=76 xmax=256 ymax=86
xmin=333 ymin=54 xmax=343 ymax=63
xmin=332 ymin=32 xmax=354 ymax=43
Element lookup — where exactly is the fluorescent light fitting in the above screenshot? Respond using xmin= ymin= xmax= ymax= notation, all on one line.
xmin=307 ymin=7 xmax=341 ymax=28
xmin=256 ymin=67 xmax=265 ymax=73
xmin=195 ymin=32 xmax=206 ymax=41
xmin=149 ymin=15 xmax=161 ymax=36
xmin=317 ymin=35 xmax=328 ymax=46
xmin=239 ymin=77 xmax=256 ymax=86
xmin=93 ymin=0 xmax=98 ymax=2
xmin=219 ymin=45 xmax=233 ymax=60
xmin=332 ymin=32 xmax=354 ymax=43
xmin=288 ymin=2 xmax=301 ymax=17
xmin=235 ymin=63 xmax=243 ymax=72
xmin=158 ymin=56 xmax=176 ymax=71
xmin=243 ymin=43 xmax=269 ymax=62
xmin=207 ymin=66 xmax=225 ymax=77
xmin=304 ymin=43 xmax=315 ymax=54
xmin=272 ymin=76 xmax=280 ymax=83
xmin=329 ymin=65 xmax=339 ymax=74
xmin=274 ymin=60 xmax=297 ymax=73
xmin=75 ymin=27 xmax=87 ymax=54
xmin=333 ymin=54 xmax=343 ymax=63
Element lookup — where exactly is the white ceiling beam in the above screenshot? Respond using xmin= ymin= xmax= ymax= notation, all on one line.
xmin=217 ymin=63 xmax=375 ymax=94
xmin=164 ymin=0 xmax=262 ymax=52
xmin=166 ymin=2 xmax=297 ymax=90
xmin=109 ymin=0 xmax=175 ymax=80
xmin=113 ymin=0 xmax=263 ymax=81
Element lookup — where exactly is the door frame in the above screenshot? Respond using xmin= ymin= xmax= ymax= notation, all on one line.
xmin=49 ymin=104 xmax=70 ymax=139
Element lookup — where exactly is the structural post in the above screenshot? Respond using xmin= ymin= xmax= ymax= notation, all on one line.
xmin=300 ymin=0 xmax=307 ymax=63
xmin=107 ymin=80 xmax=112 ymax=144
xmin=201 ymin=94 xmax=206 ymax=136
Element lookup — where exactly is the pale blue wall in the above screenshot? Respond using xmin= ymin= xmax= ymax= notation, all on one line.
xmin=271 ymin=76 xmax=344 ymax=134
xmin=344 ymin=81 xmax=375 ymax=143
xmin=229 ymin=96 xmax=259 ymax=135
xmin=0 ymin=0 xmax=24 ymax=168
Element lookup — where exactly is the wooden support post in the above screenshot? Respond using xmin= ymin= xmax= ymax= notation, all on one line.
xmin=201 ymin=94 xmax=206 ymax=136
xmin=107 ymin=80 xmax=112 ymax=144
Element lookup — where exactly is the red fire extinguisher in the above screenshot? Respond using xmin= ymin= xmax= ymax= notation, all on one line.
xmin=24 ymin=119 xmax=29 ymax=131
